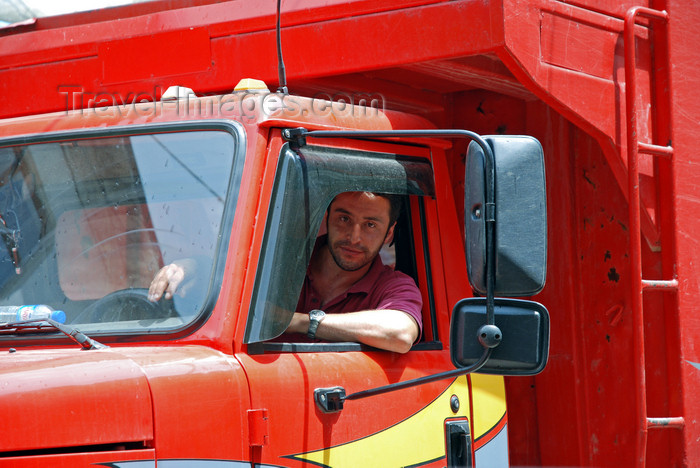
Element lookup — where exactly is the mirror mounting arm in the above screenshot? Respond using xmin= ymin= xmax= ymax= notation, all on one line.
xmin=281 ymin=127 xmax=503 ymax=414
xmin=314 ymin=347 xmax=492 ymax=413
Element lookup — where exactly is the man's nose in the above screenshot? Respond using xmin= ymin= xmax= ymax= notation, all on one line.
xmin=349 ymin=223 xmax=362 ymax=243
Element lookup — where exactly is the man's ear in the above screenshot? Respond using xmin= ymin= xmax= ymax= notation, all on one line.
xmin=383 ymin=222 xmax=396 ymax=245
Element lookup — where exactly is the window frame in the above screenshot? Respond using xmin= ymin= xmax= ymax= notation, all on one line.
xmin=246 ymin=142 xmax=442 ymax=353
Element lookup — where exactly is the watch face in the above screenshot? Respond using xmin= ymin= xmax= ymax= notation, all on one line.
xmin=310 ymin=309 xmax=325 ymax=320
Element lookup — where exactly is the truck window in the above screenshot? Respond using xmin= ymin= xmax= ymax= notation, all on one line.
xmin=0 ymin=125 xmax=242 ymax=337
xmin=245 ymin=143 xmax=435 ymax=348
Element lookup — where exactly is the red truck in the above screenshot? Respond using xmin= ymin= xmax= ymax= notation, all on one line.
xmin=0 ymin=1 xmax=697 ymax=467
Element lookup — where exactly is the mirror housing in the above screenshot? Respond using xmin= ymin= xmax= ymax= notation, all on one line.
xmin=466 ymin=135 xmax=547 ymax=296
xmin=450 ymin=297 xmax=549 ymax=375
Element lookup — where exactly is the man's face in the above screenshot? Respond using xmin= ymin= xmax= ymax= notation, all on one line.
xmin=326 ymin=192 xmax=395 ymax=272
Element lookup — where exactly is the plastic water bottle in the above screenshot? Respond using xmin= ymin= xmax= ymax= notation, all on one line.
xmin=0 ymin=305 xmax=66 ymax=324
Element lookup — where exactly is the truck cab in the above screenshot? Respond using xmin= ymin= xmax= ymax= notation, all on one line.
xmin=0 ymin=82 xmax=548 ymax=467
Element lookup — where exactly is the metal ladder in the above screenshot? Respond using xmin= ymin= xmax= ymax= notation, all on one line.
xmin=623 ymin=6 xmax=683 ymax=466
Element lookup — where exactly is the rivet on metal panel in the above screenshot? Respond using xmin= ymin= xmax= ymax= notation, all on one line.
xmin=450 ymin=394 xmax=460 ymax=413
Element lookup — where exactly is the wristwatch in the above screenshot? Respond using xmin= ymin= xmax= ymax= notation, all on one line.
xmin=307 ymin=309 xmax=326 ymax=339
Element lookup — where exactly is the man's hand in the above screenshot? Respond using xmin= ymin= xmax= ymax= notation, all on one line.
xmin=148 ymin=262 xmax=187 ymax=302
xmin=287 ymin=309 xmax=419 ymax=354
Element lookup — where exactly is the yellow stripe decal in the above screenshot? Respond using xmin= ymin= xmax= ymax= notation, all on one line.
xmin=469 ymin=374 xmax=507 ymax=441
xmin=286 ymin=376 xmax=470 ymax=468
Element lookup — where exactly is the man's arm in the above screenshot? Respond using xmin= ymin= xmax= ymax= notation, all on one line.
xmin=286 ymin=309 xmax=419 ymax=354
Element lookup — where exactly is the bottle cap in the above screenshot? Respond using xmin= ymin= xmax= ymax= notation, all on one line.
xmin=51 ymin=310 xmax=66 ymax=324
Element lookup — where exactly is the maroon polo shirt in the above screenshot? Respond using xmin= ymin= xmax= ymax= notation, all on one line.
xmin=296 ymin=252 xmax=424 ymax=338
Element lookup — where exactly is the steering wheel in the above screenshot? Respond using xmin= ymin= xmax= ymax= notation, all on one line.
xmin=75 ymin=288 xmax=174 ymax=323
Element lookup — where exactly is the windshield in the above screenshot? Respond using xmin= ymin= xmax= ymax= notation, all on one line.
xmin=0 ymin=127 xmax=239 ymax=336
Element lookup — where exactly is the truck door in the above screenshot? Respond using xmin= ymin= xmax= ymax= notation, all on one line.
xmin=236 ymin=135 xmax=485 ymax=468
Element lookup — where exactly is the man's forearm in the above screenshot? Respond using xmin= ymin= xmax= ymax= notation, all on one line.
xmin=288 ymin=310 xmax=419 ymax=353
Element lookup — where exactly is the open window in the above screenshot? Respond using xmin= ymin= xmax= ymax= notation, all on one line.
xmin=245 ymin=143 xmax=436 ymax=351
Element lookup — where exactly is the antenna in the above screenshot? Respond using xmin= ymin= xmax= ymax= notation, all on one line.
xmin=276 ymin=0 xmax=288 ymax=94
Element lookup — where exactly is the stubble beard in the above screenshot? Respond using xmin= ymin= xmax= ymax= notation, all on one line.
xmin=328 ymin=240 xmax=379 ymax=272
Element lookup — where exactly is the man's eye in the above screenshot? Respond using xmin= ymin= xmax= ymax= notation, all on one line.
xmin=366 ymin=222 xmax=376 ymax=229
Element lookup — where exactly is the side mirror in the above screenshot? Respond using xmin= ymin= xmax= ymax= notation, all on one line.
xmin=450 ymin=297 xmax=549 ymax=375
xmin=465 ymin=135 xmax=547 ymax=296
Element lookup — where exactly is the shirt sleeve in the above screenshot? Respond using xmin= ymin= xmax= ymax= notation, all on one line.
xmin=372 ymin=270 xmax=424 ymax=339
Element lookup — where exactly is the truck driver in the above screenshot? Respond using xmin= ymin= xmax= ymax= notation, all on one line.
xmin=148 ymin=191 xmax=422 ymax=353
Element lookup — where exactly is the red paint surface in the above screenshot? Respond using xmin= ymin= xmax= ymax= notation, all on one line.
xmin=0 ymin=1 xmax=697 ymax=466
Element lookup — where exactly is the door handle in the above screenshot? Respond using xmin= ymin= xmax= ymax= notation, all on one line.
xmin=445 ymin=419 xmax=472 ymax=468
